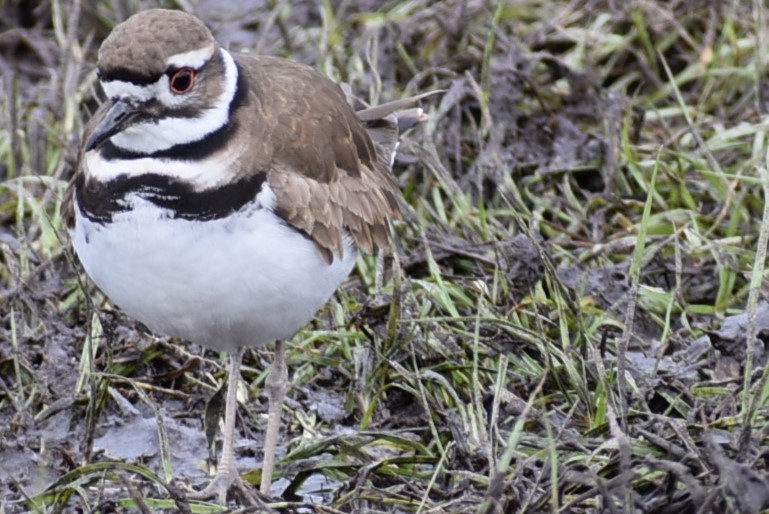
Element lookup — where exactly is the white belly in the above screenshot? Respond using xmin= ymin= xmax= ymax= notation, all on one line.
xmin=71 ymin=196 xmax=356 ymax=352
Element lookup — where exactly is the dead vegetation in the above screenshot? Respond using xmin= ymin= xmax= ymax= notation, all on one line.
xmin=3 ymin=0 xmax=769 ymax=512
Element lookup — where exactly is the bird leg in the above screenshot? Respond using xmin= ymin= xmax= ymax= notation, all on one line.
xmin=191 ymin=347 xmax=245 ymax=503
xmin=260 ymin=339 xmax=287 ymax=495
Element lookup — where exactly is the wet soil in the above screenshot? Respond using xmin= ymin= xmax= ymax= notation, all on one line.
xmin=3 ymin=1 xmax=769 ymax=513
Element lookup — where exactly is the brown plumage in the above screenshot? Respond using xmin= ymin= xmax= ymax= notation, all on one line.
xmin=64 ymin=8 xmax=434 ymax=501
xmin=97 ymin=9 xmax=214 ymax=82
xmin=63 ymin=16 xmax=422 ymax=263
xmin=229 ymin=55 xmax=404 ymax=263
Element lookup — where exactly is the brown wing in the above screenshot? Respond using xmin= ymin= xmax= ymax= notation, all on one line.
xmin=240 ymin=55 xmax=407 ymax=263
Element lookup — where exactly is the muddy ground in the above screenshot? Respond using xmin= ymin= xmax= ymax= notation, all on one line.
xmin=3 ymin=0 xmax=769 ymax=513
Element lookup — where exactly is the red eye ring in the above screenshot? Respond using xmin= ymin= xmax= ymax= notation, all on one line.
xmin=170 ymin=67 xmax=195 ymax=94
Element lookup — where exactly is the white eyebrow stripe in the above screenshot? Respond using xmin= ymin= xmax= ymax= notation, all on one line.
xmin=100 ymin=44 xmax=215 ymax=102
xmin=101 ymin=80 xmax=156 ymax=101
xmin=166 ymin=44 xmax=216 ymax=69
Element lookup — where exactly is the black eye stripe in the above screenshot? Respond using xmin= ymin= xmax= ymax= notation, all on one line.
xmin=99 ymin=52 xmax=217 ymax=86
xmin=99 ymin=68 xmax=157 ymax=85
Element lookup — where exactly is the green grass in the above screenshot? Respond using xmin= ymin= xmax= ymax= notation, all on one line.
xmin=3 ymin=0 xmax=769 ymax=512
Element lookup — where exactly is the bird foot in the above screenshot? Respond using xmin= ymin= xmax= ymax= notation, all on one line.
xmin=189 ymin=467 xmax=243 ymax=504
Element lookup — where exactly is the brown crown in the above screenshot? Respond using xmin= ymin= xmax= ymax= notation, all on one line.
xmin=98 ymin=9 xmax=215 ymax=80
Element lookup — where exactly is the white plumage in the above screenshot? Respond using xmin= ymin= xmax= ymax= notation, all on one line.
xmin=72 ymin=184 xmax=356 ymax=352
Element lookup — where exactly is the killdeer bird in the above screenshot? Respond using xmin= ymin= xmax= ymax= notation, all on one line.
xmin=63 ymin=8 xmax=429 ymax=503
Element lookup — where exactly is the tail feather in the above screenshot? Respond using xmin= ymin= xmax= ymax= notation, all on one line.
xmin=355 ymin=90 xmax=441 ymax=122
xmin=356 ymin=91 xmax=440 ymax=167
xmin=394 ymin=107 xmax=429 ymax=134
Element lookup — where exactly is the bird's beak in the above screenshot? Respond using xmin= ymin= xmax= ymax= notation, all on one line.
xmin=85 ymin=98 xmax=140 ymax=152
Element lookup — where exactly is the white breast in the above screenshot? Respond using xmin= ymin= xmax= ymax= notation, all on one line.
xmin=71 ymin=190 xmax=356 ymax=352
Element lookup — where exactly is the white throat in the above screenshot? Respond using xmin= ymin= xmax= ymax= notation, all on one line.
xmin=104 ymin=48 xmax=239 ymax=154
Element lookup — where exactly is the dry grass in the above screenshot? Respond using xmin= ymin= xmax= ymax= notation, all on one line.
xmin=3 ymin=0 xmax=769 ymax=512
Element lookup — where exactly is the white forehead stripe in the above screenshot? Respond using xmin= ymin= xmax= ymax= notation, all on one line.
xmin=166 ymin=44 xmax=216 ymax=69
xmin=101 ymin=80 xmax=155 ymax=102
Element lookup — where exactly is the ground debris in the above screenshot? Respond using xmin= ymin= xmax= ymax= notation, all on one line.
xmin=4 ymin=0 xmax=769 ymax=512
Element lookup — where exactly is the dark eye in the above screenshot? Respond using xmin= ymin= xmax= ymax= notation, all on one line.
xmin=169 ymin=68 xmax=195 ymax=94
